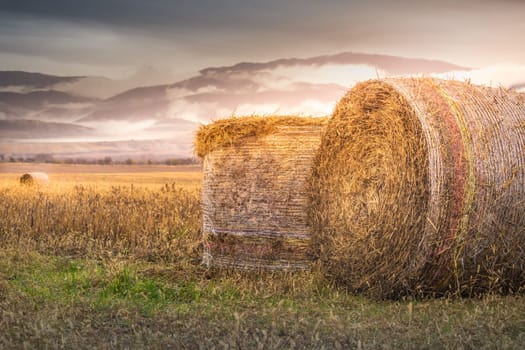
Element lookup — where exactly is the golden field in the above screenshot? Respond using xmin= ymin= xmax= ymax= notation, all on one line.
xmin=0 ymin=163 xmax=202 ymax=190
xmin=0 ymin=163 xmax=524 ymax=348
xmin=0 ymin=163 xmax=202 ymax=263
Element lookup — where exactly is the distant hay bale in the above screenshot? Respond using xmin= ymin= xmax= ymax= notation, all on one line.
xmin=19 ymin=172 xmax=49 ymax=186
xmin=310 ymin=78 xmax=525 ymax=298
xmin=196 ymin=116 xmax=328 ymax=270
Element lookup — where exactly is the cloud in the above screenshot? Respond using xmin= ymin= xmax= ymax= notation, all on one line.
xmin=166 ymin=98 xmax=231 ymax=125
xmin=434 ymin=64 xmax=525 ymax=88
xmin=163 ymin=54 xmax=475 ymax=126
xmin=232 ymin=99 xmax=335 ymax=117
xmin=296 ymin=99 xmax=336 ymax=116
xmin=162 ymin=57 xmax=386 ymax=124
xmin=82 ymin=119 xmax=157 ymax=137
xmin=260 ymin=64 xmax=381 ymax=89
xmin=232 ymin=103 xmax=282 ymax=117
xmin=167 ymin=85 xmax=223 ymax=100
xmin=3 ymin=1 xmax=525 ymax=79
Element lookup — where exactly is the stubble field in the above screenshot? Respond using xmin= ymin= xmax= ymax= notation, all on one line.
xmin=0 ymin=163 xmax=524 ymax=349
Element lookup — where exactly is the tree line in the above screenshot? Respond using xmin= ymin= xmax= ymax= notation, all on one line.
xmin=0 ymin=153 xmax=198 ymax=165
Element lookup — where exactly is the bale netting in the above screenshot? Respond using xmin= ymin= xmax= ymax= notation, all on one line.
xmin=20 ymin=172 xmax=49 ymax=186
xmin=310 ymin=78 xmax=525 ymax=298
xmin=196 ymin=116 xmax=328 ymax=270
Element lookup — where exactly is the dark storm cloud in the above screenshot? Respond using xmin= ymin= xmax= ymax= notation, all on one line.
xmin=1 ymin=1 xmax=194 ymax=26
xmin=0 ymin=1 xmax=327 ymax=31
xmin=4 ymin=0 xmax=508 ymax=38
xmin=0 ymin=0 xmax=524 ymax=77
xmin=2 ymin=0 xmax=520 ymax=27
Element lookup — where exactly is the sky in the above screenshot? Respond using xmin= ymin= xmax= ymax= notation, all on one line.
xmin=1 ymin=0 xmax=524 ymax=80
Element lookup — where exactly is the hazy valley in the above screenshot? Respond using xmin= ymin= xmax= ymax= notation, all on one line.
xmin=1 ymin=52 xmax=523 ymax=161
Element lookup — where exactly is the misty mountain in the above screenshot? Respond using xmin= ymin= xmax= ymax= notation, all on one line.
xmin=0 ymin=71 xmax=84 ymax=89
xmin=0 ymin=67 xmax=180 ymax=100
xmin=199 ymin=52 xmax=467 ymax=76
xmin=0 ymin=90 xmax=95 ymax=110
xmin=79 ymin=52 xmax=469 ymax=124
xmin=79 ymin=85 xmax=170 ymax=122
xmin=0 ymin=90 xmax=98 ymax=124
xmin=0 ymin=51 xmax=483 ymax=158
xmin=0 ymin=119 xmax=94 ymax=140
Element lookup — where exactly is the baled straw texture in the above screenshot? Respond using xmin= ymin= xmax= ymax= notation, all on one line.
xmin=20 ymin=172 xmax=49 ymax=186
xmin=310 ymin=78 xmax=525 ymax=298
xmin=196 ymin=116 xmax=328 ymax=270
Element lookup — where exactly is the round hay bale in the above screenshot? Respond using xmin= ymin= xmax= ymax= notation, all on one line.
xmin=196 ymin=116 xmax=328 ymax=270
xmin=19 ymin=172 xmax=49 ymax=186
xmin=310 ymin=78 xmax=525 ymax=298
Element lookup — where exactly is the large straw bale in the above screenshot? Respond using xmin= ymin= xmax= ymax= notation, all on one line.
xmin=309 ymin=78 xmax=525 ymax=298
xmin=19 ymin=172 xmax=49 ymax=186
xmin=196 ymin=116 xmax=328 ymax=270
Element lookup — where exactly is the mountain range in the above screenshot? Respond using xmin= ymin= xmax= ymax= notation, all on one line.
xmin=0 ymin=51 xmax=522 ymax=160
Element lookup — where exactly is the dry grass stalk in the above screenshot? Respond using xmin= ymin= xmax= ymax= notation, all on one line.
xmin=0 ymin=184 xmax=201 ymax=262
xmin=309 ymin=78 xmax=525 ymax=298
xmin=196 ymin=115 xmax=328 ymax=270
